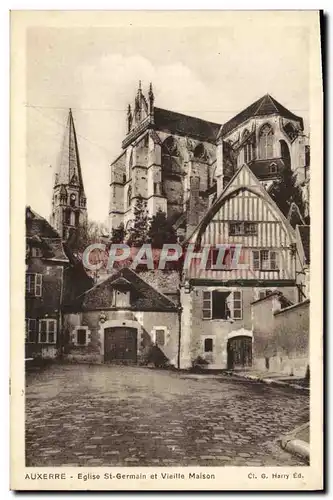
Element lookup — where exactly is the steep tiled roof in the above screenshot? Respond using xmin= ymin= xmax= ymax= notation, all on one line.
xmin=81 ymin=267 xmax=178 ymax=312
xmin=26 ymin=206 xmax=60 ymax=239
xmin=220 ymin=94 xmax=304 ymax=138
xmin=298 ymin=225 xmax=310 ymax=264
xmin=249 ymin=158 xmax=285 ymax=180
xmin=154 ymin=107 xmax=221 ymax=143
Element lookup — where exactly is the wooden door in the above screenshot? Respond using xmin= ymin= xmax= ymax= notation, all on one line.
xmin=227 ymin=336 xmax=252 ymax=369
xmin=104 ymin=327 xmax=137 ymax=363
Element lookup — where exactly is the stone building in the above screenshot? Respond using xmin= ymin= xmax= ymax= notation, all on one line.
xmin=63 ymin=267 xmax=180 ymax=366
xmin=109 ymin=84 xmax=310 ymax=240
xmin=25 ymin=206 xmax=93 ymax=361
xmin=50 ymin=109 xmax=88 ymax=241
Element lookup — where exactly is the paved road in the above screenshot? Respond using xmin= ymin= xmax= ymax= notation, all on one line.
xmin=25 ymin=364 xmax=309 ymax=467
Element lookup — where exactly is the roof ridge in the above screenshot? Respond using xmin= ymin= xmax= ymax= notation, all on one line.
xmin=154 ymin=106 xmax=221 ymax=127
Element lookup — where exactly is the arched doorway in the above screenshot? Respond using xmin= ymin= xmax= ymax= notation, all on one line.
xmin=104 ymin=326 xmax=137 ymax=363
xmin=227 ymin=335 xmax=252 ymax=369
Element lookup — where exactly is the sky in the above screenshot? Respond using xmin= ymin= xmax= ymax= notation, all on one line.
xmin=26 ymin=18 xmax=310 ymax=225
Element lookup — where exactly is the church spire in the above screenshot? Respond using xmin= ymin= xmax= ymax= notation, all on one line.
xmin=55 ymin=108 xmax=85 ymax=191
xmin=51 ymin=108 xmax=87 ymax=240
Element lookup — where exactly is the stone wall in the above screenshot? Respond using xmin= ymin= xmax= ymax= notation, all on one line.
xmin=252 ymin=297 xmax=309 ymax=377
xmin=63 ymin=309 xmax=179 ymax=366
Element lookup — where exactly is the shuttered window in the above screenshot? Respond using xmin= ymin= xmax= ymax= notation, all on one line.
xmin=26 ymin=273 xmax=43 ymax=297
xmin=202 ymin=290 xmax=242 ymax=320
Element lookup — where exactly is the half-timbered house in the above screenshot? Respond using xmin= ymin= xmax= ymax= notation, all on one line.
xmin=179 ymin=163 xmax=299 ymax=370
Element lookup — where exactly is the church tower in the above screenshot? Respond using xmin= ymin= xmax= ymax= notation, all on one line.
xmin=50 ymin=109 xmax=87 ymax=240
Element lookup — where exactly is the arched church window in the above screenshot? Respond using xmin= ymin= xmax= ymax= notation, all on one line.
xmin=162 ymin=136 xmax=180 ymax=157
xmin=75 ymin=212 xmax=80 ymax=226
xmin=64 ymin=208 xmax=71 ymax=226
xmin=242 ymin=129 xmax=254 ymax=164
xmin=129 ymin=150 xmax=133 ymax=169
xmin=123 ymin=174 xmax=127 ymax=184
xmin=259 ymin=124 xmax=274 ymax=160
xmin=161 ymin=136 xmax=181 ymax=176
xmin=193 ymin=143 xmax=208 ymax=161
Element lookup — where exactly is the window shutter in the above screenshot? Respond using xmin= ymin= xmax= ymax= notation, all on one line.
xmin=71 ymin=331 xmax=76 ymax=344
xmin=270 ymin=251 xmax=278 ymax=270
xmin=232 ymin=291 xmax=242 ymax=319
xmin=202 ymin=291 xmax=212 ymax=319
xmin=48 ymin=320 xmax=56 ymax=343
xmin=87 ymin=331 xmax=92 ymax=344
xmin=252 ymin=250 xmax=260 ymax=270
xmin=39 ymin=320 xmax=47 ymax=343
xmin=35 ymin=274 xmax=42 ymax=297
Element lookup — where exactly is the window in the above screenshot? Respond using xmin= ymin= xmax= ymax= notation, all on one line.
xmin=71 ymin=326 xmax=91 ymax=346
xmin=152 ymin=327 xmax=168 ymax=346
xmin=204 ymin=338 xmax=213 ymax=352
xmin=25 ymin=318 xmax=37 ymax=343
xmin=64 ymin=208 xmax=71 ymax=225
xmin=206 ymin=245 xmax=246 ymax=270
xmin=77 ymin=329 xmax=87 ymax=346
xmin=229 ymin=223 xmax=243 ymax=235
xmin=38 ymin=319 xmax=57 ymax=344
xmin=229 ymin=222 xmax=258 ymax=236
xmin=269 ymin=163 xmax=278 ymax=174
xmin=70 ymin=211 xmax=76 ymax=226
xmin=123 ymin=174 xmax=127 ymax=184
xmin=259 ymin=124 xmax=274 ymax=160
xmin=202 ymin=290 xmax=242 ymax=320
xmin=75 ymin=211 xmax=80 ymax=226
xmin=155 ymin=329 xmax=165 ymax=346
xmin=252 ymin=250 xmax=279 ymax=270
xmin=26 ymin=273 xmax=42 ymax=297
xmin=31 ymin=247 xmax=42 ymax=258
xmin=244 ymin=143 xmax=254 ymax=164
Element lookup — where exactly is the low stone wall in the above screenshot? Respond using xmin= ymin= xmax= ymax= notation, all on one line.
xmin=252 ymin=299 xmax=309 ymax=377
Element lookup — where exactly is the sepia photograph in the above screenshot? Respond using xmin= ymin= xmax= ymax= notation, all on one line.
xmin=10 ymin=9 xmax=323 ymax=491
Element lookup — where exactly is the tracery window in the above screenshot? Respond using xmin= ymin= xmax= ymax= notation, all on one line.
xmin=259 ymin=124 xmax=274 ymax=159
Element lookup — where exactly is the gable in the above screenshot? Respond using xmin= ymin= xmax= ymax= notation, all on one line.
xmin=80 ymin=268 xmax=177 ymax=312
xmin=190 ymin=163 xmax=295 ymax=246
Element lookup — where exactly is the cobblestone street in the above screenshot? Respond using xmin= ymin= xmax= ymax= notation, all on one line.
xmin=25 ymin=364 xmax=309 ymax=467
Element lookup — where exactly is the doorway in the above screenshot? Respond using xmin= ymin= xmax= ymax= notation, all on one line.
xmin=104 ymin=327 xmax=137 ymax=363
xmin=227 ymin=336 xmax=252 ymax=369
